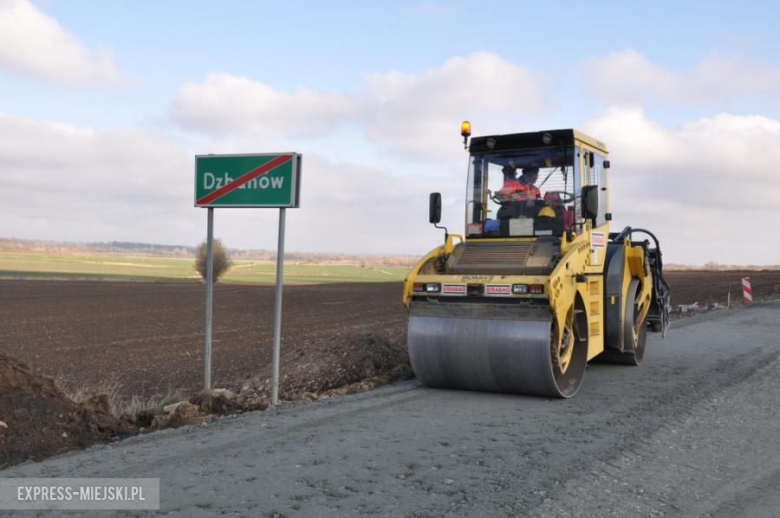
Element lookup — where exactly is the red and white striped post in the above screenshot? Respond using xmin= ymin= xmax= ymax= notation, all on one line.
xmin=742 ymin=277 xmax=753 ymax=304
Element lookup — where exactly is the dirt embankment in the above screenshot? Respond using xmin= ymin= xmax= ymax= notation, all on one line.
xmin=0 ymin=327 xmax=412 ymax=468
xmin=237 ymin=328 xmax=411 ymax=406
xmin=0 ymin=354 xmax=126 ymax=468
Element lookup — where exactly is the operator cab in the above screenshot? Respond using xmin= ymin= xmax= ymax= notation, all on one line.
xmin=464 ymin=129 xmax=608 ymax=239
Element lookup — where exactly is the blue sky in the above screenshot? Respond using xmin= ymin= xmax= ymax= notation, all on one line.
xmin=1 ymin=0 xmax=779 ymax=264
xmin=7 ymin=0 xmax=780 ymax=128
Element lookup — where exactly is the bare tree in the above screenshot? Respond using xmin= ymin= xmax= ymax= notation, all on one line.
xmin=195 ymin=239 xmax=232 ymax=282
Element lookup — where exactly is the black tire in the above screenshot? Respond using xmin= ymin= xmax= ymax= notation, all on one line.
xmin=599 ymin=278 xmax=647 ymax=366
xmin=548 ymin=301 xmax=588 ymax=398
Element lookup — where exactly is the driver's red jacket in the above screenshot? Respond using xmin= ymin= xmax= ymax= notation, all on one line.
xmin=498 ymin=180 xmax=540 ymax=199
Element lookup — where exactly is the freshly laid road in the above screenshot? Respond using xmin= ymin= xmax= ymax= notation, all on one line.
xmin=3 ymin=303 xmax=779 ymax=517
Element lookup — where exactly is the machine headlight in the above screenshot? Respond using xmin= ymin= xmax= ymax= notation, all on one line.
xmin=512 ymin=284 xmax=529 ymax=294
xmin=426 ymin=283 xmax=441 ymax=293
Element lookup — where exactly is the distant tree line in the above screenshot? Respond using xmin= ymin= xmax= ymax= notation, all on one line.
xmin=22 ymin=238 xmax=780 ymax=270
xmin=666 ymin=261 xmax=780 ymax=271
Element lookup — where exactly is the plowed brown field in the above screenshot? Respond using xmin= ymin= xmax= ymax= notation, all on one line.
xmin=1 ymin=271 xmax=778 ymax=400
xmin=0 ymin=280 xmax=404 ymax=399
xmin=664 ymin=270 xmax=780 ymax=306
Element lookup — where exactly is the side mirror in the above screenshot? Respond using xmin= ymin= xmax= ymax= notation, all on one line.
xmin=581 ymin=185 xmax=599 ymax=221
xmin=429 ymin=192 xmax=442 ymax=224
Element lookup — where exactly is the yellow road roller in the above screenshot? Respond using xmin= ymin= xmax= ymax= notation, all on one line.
xmin=403 ymin=124 xmax=671 ymax=398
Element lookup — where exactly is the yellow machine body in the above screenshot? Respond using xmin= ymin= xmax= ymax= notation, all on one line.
xmin=404 ymin=129 xmax=669 ymax=398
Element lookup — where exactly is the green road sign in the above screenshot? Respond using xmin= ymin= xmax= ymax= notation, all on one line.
xmin=195 ymin=153 xmax=301 ymax=208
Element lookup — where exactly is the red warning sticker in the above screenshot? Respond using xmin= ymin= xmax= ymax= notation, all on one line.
xmin=485 ymin=284 xmax=512 ymax=296
xmin=466 ymin=223 xmax=483 ymax=235
xmin=442 ymin=284 xmax=467 ymax=295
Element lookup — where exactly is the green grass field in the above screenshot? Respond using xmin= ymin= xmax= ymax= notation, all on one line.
xmin=0 ymin=252 xmax=409 ymax=284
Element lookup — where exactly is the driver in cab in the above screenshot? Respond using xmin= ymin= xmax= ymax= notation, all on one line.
xmin=498 ymin=166 xmax=541 ymax=200
xmin=496 ymin=166 xmax=541 ymax=218
xmin=492 ymin=165 xmax=565 ymax=235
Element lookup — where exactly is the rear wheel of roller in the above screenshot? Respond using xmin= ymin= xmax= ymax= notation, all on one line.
xmin=600 ymin=278 xmax=647 ymax=366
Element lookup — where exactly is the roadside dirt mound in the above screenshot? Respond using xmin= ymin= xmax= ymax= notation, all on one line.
xmin=0 ymin=354 xmax=125 ymax=468
xmin=0 ymin=327 xmax=412 ymax=466
xmin=237 ymin=327 xmax=412 ymax=406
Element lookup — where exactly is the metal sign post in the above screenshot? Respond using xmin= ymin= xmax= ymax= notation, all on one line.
xmin=204 ymin=208 xmax=214 ymax=390
xmin=271 ymin=208 xmax=286 ymax=405
xmin=195 ymin=153 xmax=301 ymax=405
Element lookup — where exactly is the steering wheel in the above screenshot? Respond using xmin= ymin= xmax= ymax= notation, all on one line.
xmin=489 ymin=190 xmax=517 ymax=204
xmin=492 ymin=191 xmax=512 ymax=204
xmin=494 ymin=192 xmax=535 ymax=204
xmin=544 ymin=191 xmax=574 ymax=204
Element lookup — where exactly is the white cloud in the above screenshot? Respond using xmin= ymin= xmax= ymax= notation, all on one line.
xmin=361 ymin=52 xmax=549 ymax=156
xmin=281 ymin=155 xmax=461 ymax=254
xmin=583 ymin=106 xmax=780 ymax=264
xmin=171 ymin=73 xmax=356 ymax=138
xmin=171 ymin=136 xmax=464 ymax=255
xmin=0 ymin=113 xmax=193 ymax=244
xmin=583 ymin=50 xmax=780 ymax=105
xmin=0 ymin=0 xmax=123 ymax=86
xmin=6 ymin=44 xmax=780 ymax=264
xmin=171 ymin=52 xmax=550 ymax=157
xmin=2 ymin=106 xmax=779 ymax=263
xmin=0 ymin=113 xmax=460 ymax=255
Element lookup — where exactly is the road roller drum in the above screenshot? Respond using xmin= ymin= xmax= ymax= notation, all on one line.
xmin=408 ymin=301 xmax=588 ymax=398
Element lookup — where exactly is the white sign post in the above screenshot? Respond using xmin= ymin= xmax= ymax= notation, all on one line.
xmin=204 ymin=207 xmax=214 ymax=390
xmin=271 ymin=209 xmax=286 ymax=405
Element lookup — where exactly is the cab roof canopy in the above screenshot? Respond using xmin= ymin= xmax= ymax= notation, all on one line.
xmin=469 ymin=129 xmax=608 ymax=155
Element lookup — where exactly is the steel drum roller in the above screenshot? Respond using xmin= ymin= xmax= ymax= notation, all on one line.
xmin=408 ymin=302 xmax=587 ymax=398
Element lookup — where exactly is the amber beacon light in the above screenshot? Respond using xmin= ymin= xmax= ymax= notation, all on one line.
xmin=461 ymin=120 xmax=471 ymax=148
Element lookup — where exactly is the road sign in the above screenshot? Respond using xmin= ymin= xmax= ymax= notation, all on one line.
xmin=195 ymin=153 xmax=301 ymax=208
xmin=195 ymin=151 xmax=301 ymax=405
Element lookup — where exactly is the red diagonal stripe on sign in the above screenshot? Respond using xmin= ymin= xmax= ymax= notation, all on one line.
xmin=196 ymin=154 xmax=293 ymax=205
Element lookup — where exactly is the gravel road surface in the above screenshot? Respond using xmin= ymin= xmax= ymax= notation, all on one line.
xmin=3 ymin=302 xmax=779 ymax=517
